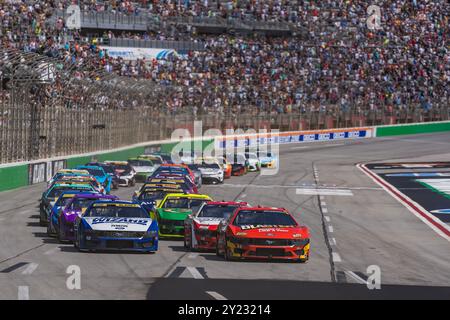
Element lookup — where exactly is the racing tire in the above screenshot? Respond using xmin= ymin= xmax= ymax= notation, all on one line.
xmin=215 ymin=237 xmax=222 ymax=257
xmin=47 ymin=223 xmax=56 ymax=238
xmin=130 ymin=179 xmax=136 ymax=187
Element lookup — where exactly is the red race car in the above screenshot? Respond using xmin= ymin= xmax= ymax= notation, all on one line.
xmin=216 ymin=206 xmax=310 ymax=262
xmin=184 ymin=201 xmax=248 ymax=251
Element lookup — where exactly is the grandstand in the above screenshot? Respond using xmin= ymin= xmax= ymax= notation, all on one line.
xmin=0 ymin=0 xmax=448 ymax=163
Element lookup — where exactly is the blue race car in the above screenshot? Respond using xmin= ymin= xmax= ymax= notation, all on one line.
xmin=76 ymin=165 xmax=112 ymax=194
xmin=74 ymin=201 xmax=159 ymax=253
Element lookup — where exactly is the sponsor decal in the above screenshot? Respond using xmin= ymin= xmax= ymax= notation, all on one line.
xmin=240 ymin=225 xmax=291 ymax=231
xmin=92 ymin=217 xmax=149 ymax=225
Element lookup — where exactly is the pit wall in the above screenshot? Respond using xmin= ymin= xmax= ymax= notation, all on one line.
xmin=0 ymin=121 xmax=449 ymax=192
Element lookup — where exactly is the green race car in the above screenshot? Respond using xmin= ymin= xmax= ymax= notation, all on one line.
xmin=149 ymin=193 xmax=212 ymax=238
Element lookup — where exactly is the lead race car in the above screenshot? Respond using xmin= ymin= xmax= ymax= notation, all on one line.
xmin=74 ymin=201 xmax=158 ymax=253
xmin=216 ymin=206 xmax=310 ymax=262
xmin=184 ymin=201 xmax=248 ymax=251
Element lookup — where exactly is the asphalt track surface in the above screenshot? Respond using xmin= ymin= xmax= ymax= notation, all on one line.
xmin=0 ymin=133 xmax=450 ymax=300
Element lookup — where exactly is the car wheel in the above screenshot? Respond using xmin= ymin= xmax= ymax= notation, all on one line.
xmin=216 ymin=237 xmax=222 ymax=257
xmin=58 ymin=220 xmax=65 ymax=242
xmin=47 ymin=222 xmax=55 ymax=237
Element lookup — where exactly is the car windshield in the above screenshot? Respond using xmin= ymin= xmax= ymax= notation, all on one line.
xmin=113 ymin=164 xmax=132 ymax=171
xmin=71 ymin=198 xmax=106 ymax=211
xmin=102 ymin=166 xmax=115 ymax=174
xmin=233 ymin=210 xmax=297 ymax=227
xmin=188 ymin=164 xmax=199 ymax=170
xmin=140 ymin=191 xmax=167 ymax=201
xmin=164 ymin=198 xmax=208 ymax=213
xmin=129 ymin=160 xmax=153 ymax=167
xmin=146 ymin=157 xmax=162 ymax=165
xmin=86 ymin=168 xmax=104 ymax=177
xmin=86 ymin=205 xmax=148 ymax=218
xmin=48 ymin=187 xmax=90 ymax=198
xmin=56 ymin=195 xmax=76 ymax=207
xmin=199 ymin=163 xmax=220 ymax=169
xmin=198 ymin=205 xmax=238 ymax=219
xmin=245 ymin=153 xmax=258 ymax=159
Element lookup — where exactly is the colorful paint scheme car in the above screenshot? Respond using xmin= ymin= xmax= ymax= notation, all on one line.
xmin=57 ymin=193 xmax=118 ymax=242
xmin=47 ymin=191 xmax=88 ymax=236
xmin=257 ymin=151 xmax=278 ymax=168
xmin=184 ymin=201 xmax=248 ymax=251
xmin=149 ymin=193 xmax=212 ymax=238
xmin=75 ymin=165 xmax=112 ymax=194
xmin=39 ymin=182 xmax=97 ymax=226
xmin=74 ymin=201 xmax=158 ymax=252
xmin=216 ymin=207 xmax=310 ymax=262
xmin=104 ymin=161 xmax=136 ymax=187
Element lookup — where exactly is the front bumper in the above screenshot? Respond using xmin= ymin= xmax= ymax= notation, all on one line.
xmin=135 ymin=173 xmax=152 ymax=182
xmin=193 ymin=234 xmax=217 ymax=251
xmin=158 ymin=221 xmax=185 ymax=238
xmin=226 ymin=242 xmax=310 ymax=261
xmin=80 ymin=236 xmax=158 ymax=252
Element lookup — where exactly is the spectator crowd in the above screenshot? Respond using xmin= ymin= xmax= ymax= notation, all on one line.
xmin=0 ymin=0 xmax=448 ymax=116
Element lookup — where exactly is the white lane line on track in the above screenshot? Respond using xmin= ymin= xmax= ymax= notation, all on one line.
xmin=324 ymin=216 xmax=331 ymax=222
xmin=187 ymin=267 xmax=204 ymax=279
xmin=21 ymin=263 xmax=38 ymax=275
xmin=206 ymin=291 xmax=228 ymax=300
xmin=296 ymin=188 xmax=353 ymax=196
xmin=344 ymin=271 xmax=367 ymax=285
xmin=215 ymin=183 xmax=380 ymax=191
xmin=188 ymin=253 xmax=198 ymax=259
xmin=322 ymin=207 xmax=329 ymax=214
xmin=329 ymin=238 xmax=337 ymax=245
xmin=241 ymin=194 xmax=247 ymax=198
xmin=320 ymin=196 xmax=325 ymax=201
xmin=328 ymin=225 xmax=334 ymax=233
xmin=18 ymin=286 xmax=29 ymax=300
xmin=290 ymin=146 xmax=310 ymax=150
xmin=332 ymin=252 xmax=342 ymax=263
xmin=44 ymin=248 xmax=59 ymax=255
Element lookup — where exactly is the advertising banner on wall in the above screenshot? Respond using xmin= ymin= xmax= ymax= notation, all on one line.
xmin=214 ymin=128 xmax=374 ymax=150
xmin=28 ymin=160 xmax=66 ymax=185
xmin=99 ymin=47 xmax=182 ymax=61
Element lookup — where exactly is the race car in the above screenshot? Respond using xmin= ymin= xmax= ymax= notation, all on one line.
xmin=74 ymin=201 xmax=158 ymax=252
xmin=184 ymin=201 xmax=248 ymax=251
xmin=39 ymin=182 xmax=97 ymax=226
xmin=128 ymin=158 xmax=157 ymax=182
xmin=244 ymin=152 xmax=261 ymax=172
xmin=216 ymin=156 xmax=232 ymax=179
xmin=133 ymin=187 xmax=188 ymax=212
xmin=216 ymin=206 xmax=310 ymax=262
xmin=144 ymin=178 xmax=197 ymax=194
xmin=47 ymin=191 xmax=86 ymax=236
xmin=149 ymin=193 xmax=212 ymax=238
xmin=49 ymin=174 xmax=105 ymax=194
xmin=257 ymin=151 xmax=278 ymax=168
xmin=151 ymin=164 xmax=196 ymax=184
xmin=47 ymin=169 xmax=90 ymax=188
xmin=104 ymin=161 xmax=136 ymax=187
xmin=227 ymin=153 xmax=249 ymax=176
xmin=138 ymin=155 xmax=164 ymax=166
xmin=194 ymin=157 xmax=225 ymax=184
xmin=57 ymin=193 xmax=118 ymax=242
xmin=75 ymin=165 xmax=112 ymax=194
xmin=186 ymin=164 xmax=203 ymax=188
xmin=86 ymin=162 xmax=120 ymax=190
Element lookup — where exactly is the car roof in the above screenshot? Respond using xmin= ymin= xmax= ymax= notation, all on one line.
xmin=72 ymin=193 xmax=116 ymax=199
xmin=164 ymin=193 xmax=211 ymax=200
xmin=205 ymin=201 xmax=248 ymax=206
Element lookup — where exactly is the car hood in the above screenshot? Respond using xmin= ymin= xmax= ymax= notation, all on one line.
xmin=194 ymin=217 xmax=223 ymax=226
xmin=199 ymin=168 xmax=222 ymax=174
xmin=62 ymin=208 xmax=88 ymax=223
xmin=233 ymin=226 xmax=307 ymax=238
xmin=83 ymin=217 xmax=153 ymax=232
xmin=158 ymin=208 xmax=192 ymax=221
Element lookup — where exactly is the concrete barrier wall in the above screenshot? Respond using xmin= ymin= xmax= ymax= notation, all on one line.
xmin=0 ymin=121 xmax=449 ymax=193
